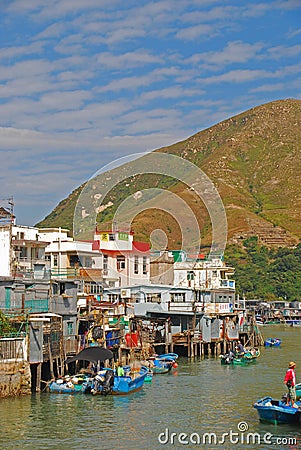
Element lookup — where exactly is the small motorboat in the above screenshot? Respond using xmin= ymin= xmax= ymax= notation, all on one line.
xmin=253 ymin=396 xmax=301 ymax=424
xmin=90 ymin=365 xmax=149 ymax=395
xmin=150 ymin=353 xmax=178 ymax=374
xmin=220 ymin=348 xmax=260 ymax=365
xmin=157 ymin=353 xmax=178 ymax=361
xmin=264 ymin=338 xmax=281 ymax=347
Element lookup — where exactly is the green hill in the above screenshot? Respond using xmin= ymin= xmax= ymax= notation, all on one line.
xmin=36 ymin=98 xmax=301 ymax=250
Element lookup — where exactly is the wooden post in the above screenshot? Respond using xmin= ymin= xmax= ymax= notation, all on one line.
xmin=187 ymin=331 xmax=191 ymax=357
xmin=165 ymin=320 xmax=169 ymax=353
xmin=36 ymin=363 xmax=41 ymax=392
xmin=48 ymin=341 xmax=54 ymax=379
xmin=190 ymin=336 xmax=194 ymax=358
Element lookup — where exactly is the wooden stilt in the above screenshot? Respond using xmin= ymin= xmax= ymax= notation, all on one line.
xmin=36 ymin=363 xmax=41 ymax=392
xmin=48 ymin=342 xmax=54 ymax=379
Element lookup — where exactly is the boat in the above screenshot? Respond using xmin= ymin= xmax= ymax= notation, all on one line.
xmin=48 ymin=374 xmax=92 ymax=394
xmin=253 ymin=396 xmax=301 ymax=424
xmin=144 ymin=369 xmax=153 ymax=383
xmin=264 ymin=338 xmax=282 ymax=347
xmin=285 ymin=319 xmax=301 ymax=327
xmin=220 ymin=348 xmax=260 ymax=365
xmin=295 ymin=383 xmax=301 ymax=399
xmin=157 ymin=353 xmax=179 ymax=361
xmin=48 ymin=346 xmax=114 ymax=394
xmin=90 ymin=365 xmax=149 ymax=395
xmin=142 ymin=352 xmax=179 ymax=374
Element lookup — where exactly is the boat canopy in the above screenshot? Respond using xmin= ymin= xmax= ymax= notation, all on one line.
xmin=66 ymin=346 xmax=113 ymax=364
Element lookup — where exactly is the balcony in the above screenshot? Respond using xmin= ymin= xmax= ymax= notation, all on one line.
xmin=220 ymin=279 xmax=235 ymax=289
xmin=50 ymin=267 xmax=103 ymax=280
xmin=50 ymin=268 xmax=80 ymax=278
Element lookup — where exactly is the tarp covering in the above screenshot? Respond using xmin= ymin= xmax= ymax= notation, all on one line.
xmin=66 ymin=346 xmax=113 ymax=364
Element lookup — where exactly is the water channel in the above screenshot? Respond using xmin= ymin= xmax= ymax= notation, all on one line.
xmin=1 ymin=325 xmax=301 ymax=449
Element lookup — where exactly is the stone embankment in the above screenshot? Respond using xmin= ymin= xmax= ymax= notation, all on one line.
xmin=0 ymin=361 xmax=31 ymax=398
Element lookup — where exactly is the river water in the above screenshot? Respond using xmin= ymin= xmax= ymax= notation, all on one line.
xmin=1 ymin=326 xmax=301 ymax=450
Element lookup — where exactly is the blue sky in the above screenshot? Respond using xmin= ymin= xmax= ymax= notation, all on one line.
xmin=1 ymin=0 xmax=300 ymax=225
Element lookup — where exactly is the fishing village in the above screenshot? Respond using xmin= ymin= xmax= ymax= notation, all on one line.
xmin=0 ymin=201 xmax=265 ymax=397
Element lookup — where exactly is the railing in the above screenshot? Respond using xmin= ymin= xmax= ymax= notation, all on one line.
xmin=24 ymin=299 xmax=49 ymax=313
xmin=0 ymin=337 xmax=26 ymax=361
xmin=50 ymin=268 xmax=80 ymax=278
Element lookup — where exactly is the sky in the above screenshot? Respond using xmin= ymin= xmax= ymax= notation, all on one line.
xmin=1 ymin=0 xmax=300 ymax=226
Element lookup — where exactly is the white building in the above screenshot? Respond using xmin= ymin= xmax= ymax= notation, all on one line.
xmin=38 ymin=227 xmax=103 ymax=300
xmin=0 ymin=224 xmax=49 ymax=278
xmin=173 ymin=254 xmax=235 ymax=314
xmin=93 ymin=229 xmax=150 ymax=288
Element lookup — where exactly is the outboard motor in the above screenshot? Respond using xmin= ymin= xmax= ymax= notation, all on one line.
xmin=281 ymin=392 xmax=288 ymax=404
xmin=101 ymin=370 xmax=114 ymax=396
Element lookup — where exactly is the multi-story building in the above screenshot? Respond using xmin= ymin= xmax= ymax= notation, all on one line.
xmin=38 ymin=227 xmax=103 ymax=301
xmin=173 ymin=253 xmax=236 ymax=313
xmin=93 ymin=229 xmax=150 ymax=288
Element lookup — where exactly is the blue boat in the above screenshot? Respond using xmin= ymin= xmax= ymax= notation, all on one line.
xmin=157 ymin=353 xmax=179 ymax=361
xmin=150 ymin=353 xmax=179 ymax=374
xmin=91 ymin=365 xmax=149 ymax=395
xmin=264 ymin=338 xmax=281 ymax=347
xmin=253 ymin=396 xmax=301 ymax=424
xmin=49 ymin=374 xmax=92 ymax=394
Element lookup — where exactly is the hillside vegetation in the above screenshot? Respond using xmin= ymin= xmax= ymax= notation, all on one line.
xmin=37 ymin=98 xmax=301 ymax=250
xmin=225 ymin=237 xmax=301 ymax=301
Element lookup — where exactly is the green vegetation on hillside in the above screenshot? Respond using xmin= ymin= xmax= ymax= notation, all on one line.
xmin=225 ymin=237 xmax=301 ymax=301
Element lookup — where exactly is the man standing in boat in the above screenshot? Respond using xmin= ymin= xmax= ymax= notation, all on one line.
xmin=284 ymin=361 xmax=296 ymax=407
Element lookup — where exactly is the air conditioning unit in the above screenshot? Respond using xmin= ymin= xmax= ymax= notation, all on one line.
xmin=121 ymin=289 xmax=131 ymax=298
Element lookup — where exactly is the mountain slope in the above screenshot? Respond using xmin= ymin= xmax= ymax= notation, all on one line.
xmin=36 ymin=98 xmax=301 ymax=249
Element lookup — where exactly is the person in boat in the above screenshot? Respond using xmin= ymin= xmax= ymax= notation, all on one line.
xmin=235 ymin=341 xmax=246 ymax=355
xmin=284 ymin=361 xmax=296 ymax=407
xmin=116 ymin=360 xmax=124 ymax=377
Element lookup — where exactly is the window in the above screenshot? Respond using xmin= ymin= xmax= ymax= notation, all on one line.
xmin=67 ymin=321 xmax=74 ymax=335
xmin=103 ymin=255 xmax=108 ymax=275
xmin=52 ymin=283 xmax=58 ymax=295
xmin=170 ymin=293 xmax=186 ymax=303
xmin=60 ymin=283 xmax=65 ymax=295
xmin=84 ymin=282 xmax=103 ymax=295
xmin=53 ymin=254 xmax=58 ymax=267
xmin=117 ymin=256 xmax=126 ymax=270
xmin=187 ymin=271 xmax=194 ymax=280
xmin=143 ymin=256 xmax=147 ymax=275
xmin=134 ymin=256 xmax=139 ymax=274
xmin=70 ymin=255 xmax=81 ymax=267
xmin=146 ymin=293 xmax=161 ymax=303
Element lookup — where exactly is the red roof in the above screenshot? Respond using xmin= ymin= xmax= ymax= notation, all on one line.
xmin=132 ymin=241 xmax=150 ymax=253
xmin=92 ymin=240 xmax=100 ymax=250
